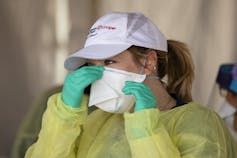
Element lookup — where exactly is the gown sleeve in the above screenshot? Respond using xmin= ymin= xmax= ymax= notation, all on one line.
xmin=25 ymin=93 xmax=88 ymax=158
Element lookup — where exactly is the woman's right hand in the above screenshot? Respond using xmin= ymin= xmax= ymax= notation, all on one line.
xmin=62 ymin=66 xmax=104 ymax=108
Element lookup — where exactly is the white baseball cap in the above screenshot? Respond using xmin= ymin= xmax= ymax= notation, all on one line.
xmin=64 ymin=12 xmax=167 ymax=70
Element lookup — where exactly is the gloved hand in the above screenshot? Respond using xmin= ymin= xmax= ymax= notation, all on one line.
xmin=122 ymin=81 xmax=157 ymax=112
xmin=62 ymin=66 xmax=104 ymax=108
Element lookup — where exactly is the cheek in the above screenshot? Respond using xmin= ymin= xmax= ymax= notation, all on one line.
xmin=122 ymin=57 xmax=141 ymax=72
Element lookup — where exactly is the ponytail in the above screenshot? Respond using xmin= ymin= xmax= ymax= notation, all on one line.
xmin=165 ymin=40 xmax=194 ymax=102
xmin=128 ymin=40 xmax=195 ymax=102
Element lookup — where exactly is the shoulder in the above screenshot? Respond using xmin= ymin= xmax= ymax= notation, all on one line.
xmin=162 ymin=102 xmax=219 ymax=120
xmin=160 ymin=102 xmax=226 ymax=137
xmin=173 ymin=102 xmax=222 ymax=127
xmin=167 ymin=102 xmax=232 ymax=144
xmin=163 ymin=103 xmax=237 ymax=156
xmin=172 ymin=102 xmax=219 ymax=118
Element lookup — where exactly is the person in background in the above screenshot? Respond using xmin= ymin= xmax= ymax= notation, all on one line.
xmin=25 ymin=12 xmax=237 ymax=158
xmin=213 ymin=63 xmax=237 ymax=140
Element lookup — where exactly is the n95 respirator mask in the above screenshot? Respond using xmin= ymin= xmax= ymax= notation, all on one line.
xmin=89 ymin=67 xmax=146 ymax=113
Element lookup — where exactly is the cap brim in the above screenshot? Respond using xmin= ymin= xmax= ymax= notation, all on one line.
xmin=64 ymin=44 xmax=131 ymax=70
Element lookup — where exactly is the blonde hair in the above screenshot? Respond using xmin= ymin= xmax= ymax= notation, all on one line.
xmin=127 ymin=40 xmax=194 ymax=102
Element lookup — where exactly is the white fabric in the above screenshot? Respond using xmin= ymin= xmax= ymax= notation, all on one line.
xmin=225 ymin=117 xmax=237 ymax=141
xmin=89 ymin=67 xmax=146 ymax=113
xmin=215 ymin=100 xmax=237 ymax=140
xmin=64 ymin=12 xmax=167 ymax=70
xmin=218 ymin=101 xmax=236 ymax=118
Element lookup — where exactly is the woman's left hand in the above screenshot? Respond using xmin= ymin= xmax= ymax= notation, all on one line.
xmin=122 ymin=81 xmax=157 ymax=112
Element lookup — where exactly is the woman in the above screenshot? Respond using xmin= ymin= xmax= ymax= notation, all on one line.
xmin=25 ymin=12 xmax=237 ymax=158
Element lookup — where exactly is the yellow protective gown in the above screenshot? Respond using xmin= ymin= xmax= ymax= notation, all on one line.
xmin=25 ymin=93 xmax=237 ymax=158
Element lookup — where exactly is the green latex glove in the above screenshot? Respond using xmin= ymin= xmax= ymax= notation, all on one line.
xmin=122 ymin=81 xmax=157 ymax=112
xmin=62 ymin=66 xmax=104 ymax=108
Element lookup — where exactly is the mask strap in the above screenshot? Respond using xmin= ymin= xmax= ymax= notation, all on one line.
xmin=146 ymin=75 xmax=160 ymax=80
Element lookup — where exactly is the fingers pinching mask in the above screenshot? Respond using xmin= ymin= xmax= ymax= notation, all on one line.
xmin=89 ymin=67 xmax=146 ymax=113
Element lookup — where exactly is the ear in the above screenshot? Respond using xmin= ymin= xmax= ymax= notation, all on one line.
xmin=144 ymin=50 xmax=158 ymax=75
